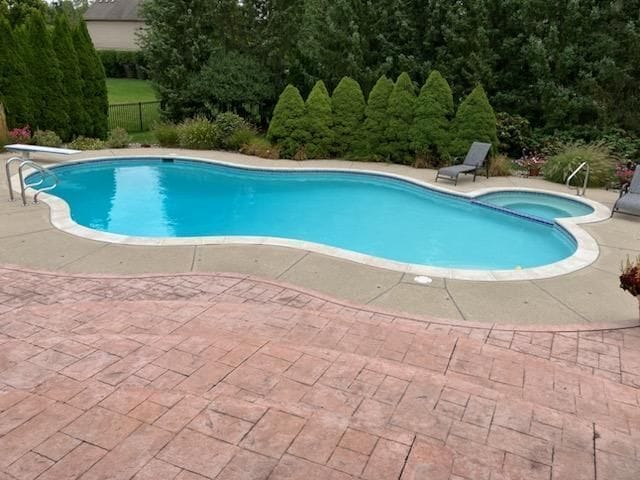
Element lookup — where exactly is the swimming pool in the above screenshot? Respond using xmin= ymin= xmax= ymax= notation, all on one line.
xmin=477 ymin=191 xmax=594 ymax=220
xmin=29 ymin=157 xmax=582 ymax=271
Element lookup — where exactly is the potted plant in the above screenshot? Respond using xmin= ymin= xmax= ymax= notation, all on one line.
xmin=620 ymin=256 xmax=640 ymax=318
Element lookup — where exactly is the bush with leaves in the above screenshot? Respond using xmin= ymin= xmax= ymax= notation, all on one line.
xmin=358 ymin=75 xmax=394 ymax=160
xmin=331 ymin=77 xmax=365 ymax=156
xmin=240 ymin=136 xmax=280 ymax=159
xmin=177 ymin=116 xmax=221 ymax=150
xmin=0 ymin=18 xmax=32 ymax=128
xmin=215 ymin=112 xmax=249 ymax=147
xmin=488 ymin=154 xmax=512 ymax=177
xmin=496 ymin=112 xmax=531 ymax=157
xmin=32 ymin=130 xmax=63 ymax=147
xmin=304 ymin=80 xmax=333 ymax=159
xmin=384 ymin=72 xmax=417 ymax=164
xmin=106 ymin=128 xmax=131 ymax=148
xmin=411 ymin=70 xmax=453 ymax=166
xmin=69 ymin=136 xmax=105 ymax=151
xmin=543 ymin=142 xmax=616 ymax=187
xmin=267 ymin=85 xmax=308 ymax=158
xmin=0 ymin=103 xmax=8 ymax=146
xmin=154 ymin=122 xmax=179 ymax=147
xmin=449 ymin=85 xmax=498 ymax=158
xmin=224 ymin=127 xmax=255 ymax=151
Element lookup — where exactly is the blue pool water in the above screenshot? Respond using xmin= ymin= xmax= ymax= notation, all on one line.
xmin=477 ymin=191 xmax=594 ymax=220
xmin=33 ymin=158 xmax=579 ymax=270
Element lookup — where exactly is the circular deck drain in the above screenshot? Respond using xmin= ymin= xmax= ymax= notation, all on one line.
xmin=413 ymin=276 xmax=433 ymax=285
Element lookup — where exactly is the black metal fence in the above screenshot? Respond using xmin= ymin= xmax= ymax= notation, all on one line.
xmin=108 ymin=101 xmax=161 ymax=132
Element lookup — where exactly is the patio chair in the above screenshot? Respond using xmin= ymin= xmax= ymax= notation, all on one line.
xmin=612 ymin=168 xmax=640 ymax=217
xmin=435 ymin=142 xmax=492 ymax=186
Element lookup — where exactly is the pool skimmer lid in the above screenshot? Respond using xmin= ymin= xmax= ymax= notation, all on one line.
xmin=414 ymin=276 xmax=433 ymax=285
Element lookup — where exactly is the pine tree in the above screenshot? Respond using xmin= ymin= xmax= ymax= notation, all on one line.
xmin=24 ymin=10 xmax=69 ymax=135
xmin=267 ymin=84 xmax=308 ymax=158
xmin=331 ymin=76 xmax=365 ymax=156
xmin=73 ymin=20 xmax=108 ymax=138
xmin=304 ymin=80 xmax=333 ymax=159
xmin=384 ymin=72 xmax=416 ymax=164
xmin=449 ymin=85 xmax=498 ymax=157
xmin=411 ymin=70 xmax=453 ymax=165
xmin=52 ymin=14 xmax=86 ymax=141
xmin=358 ymin=75 xmax=394 ymax=160
xmin=0 ymin=18 xmax=32 ymax=127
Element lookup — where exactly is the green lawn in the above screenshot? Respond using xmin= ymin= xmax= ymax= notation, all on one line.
xmin=107 ymin=78 xmax=160 ymax=133
xmin=106 ymin=78 xmax=158 ymax=104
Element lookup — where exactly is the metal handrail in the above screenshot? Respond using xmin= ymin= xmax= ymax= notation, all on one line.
xmin=17 ymin=161 xmax=58 ymax=206
xmin=566 ymin=161 xmax=590 ymax=196
xmin=5 ymin=156 xmax=25 ymax=201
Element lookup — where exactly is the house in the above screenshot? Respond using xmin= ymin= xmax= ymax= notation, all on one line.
xmin=84 ymin=0 xmax=144 ymax=51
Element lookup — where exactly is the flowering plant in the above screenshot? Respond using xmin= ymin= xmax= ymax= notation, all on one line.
xmin=515 ymin=149 xmax=546 ymax=176
xmin=620 ymin=256 xmax=640 ymax=297
xmin=615 ymin=162 xmax=636 ymax=187
xmin=8 ymin=125 xmax=31 ymax=143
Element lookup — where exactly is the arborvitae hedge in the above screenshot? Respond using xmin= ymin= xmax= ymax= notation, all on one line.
xmin=73 ymin=21 xmax=109 ymax=139
xmin=25 ymin=11 xmax=69 ymax=134
xmin=0 ymin=18 xmax=31 ymax=128
xmin=331 ymin=77 xmax=365 ymax=156
xmin=449 ymin=85 xmax=498 ymax=157
xmin=304 ymin=80 xmax=333 ymax=159
xmin=384 ymin=72 xmax=416 ymax=164
xmin=267 ymin=84 xmax=308 ymax=158
xmin=52 ymin=14 xmax=86 ymax=141
xmin=359 ymin=75 xmax=394 ymax=160
xmin=411 ymin=70 xmax=453 ymax=165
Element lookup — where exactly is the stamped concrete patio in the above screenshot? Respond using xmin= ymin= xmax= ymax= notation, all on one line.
xmin=1 ymin=148 xmax=639 ymax=326
xmin=1 ymin=266 xmax=640 ymax=479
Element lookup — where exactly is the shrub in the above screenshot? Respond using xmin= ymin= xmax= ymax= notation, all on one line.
xmin=496 ymin=112 xmax=531 ymax=158
xmin=32 ymin=130 xmax=63 ymax=147
xmin=215 ymin=112 xmax=249 ymax=146
xmin=600 ymin=129 xmax=640 ymax=161
xmin=331 ymin=77 xmax=365 ymax=156
xmin=69 ymin=136 xmax=105 ymax=150
xmin=543 ymin=142 xmax=616 ymax=188
xmin=267 ymin=84 xmax=308 ymax=158
xmin=411 ymin=70 xmax=453 ymax=166
xmin=304 ymin=80 xmax=333 ymax=159
xmin=358 ymin=75 xmax=394 ymax=160
xmin=177 ymin=116 xmax=221 ymax=150
xmin=224 ymin=126 xmax=255 ymax=151
xmin=384 ymin=72 xmax=417 ymax=164
xmin=488 ymin=154 xmax=512 ymax=177
xmin=98 ymin=50 xmax=148 ymax=79
xmin=240 ymin=136 xmax=280 ymax=159
xmin=449 ymin=85 xmax=498 ymax=158
xmin=154 ymin=122 xmax=179 ymax=147
xmin=106 ymin=127 xmax=131 ymax=148
xmin=9 ymin=125 xmax=31 ymax=143
xmin=0 ymin=18 xmax=32 ymax=128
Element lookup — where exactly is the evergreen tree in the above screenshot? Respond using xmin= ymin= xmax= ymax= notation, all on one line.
xmin=24 ymin=10 xmax=69 ymax=134
xmin=331 ymin=76 xmax=365 ymax=156
xmin=449 ymin=85 xmax=498 ymax=157
xmin=267 ymin=84 xmax=308 ymax=158
xmin=0 ymin=17 xmax=32 ymax=127
xmin=384 ymin=72 xmax=416 ymax=164
xmin=358 ymin=75 xmax=394 ymax=160
xmin=73 ymin=20 xmax=108 ymax=138
xmin=52 ymin=14 xmax=85 ymax=140
xmin=304 ymin=80 xmax=333 ymax=159
xmin=411 ymin=70 xmax=453 ymax=165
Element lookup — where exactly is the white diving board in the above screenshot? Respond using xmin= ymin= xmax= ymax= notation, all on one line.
xmin=4 ymin=144 xmax=81 ymax=158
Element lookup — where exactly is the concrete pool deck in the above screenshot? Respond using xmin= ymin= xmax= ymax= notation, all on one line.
xmin=1 ymin=148 xmax=639 ymax=327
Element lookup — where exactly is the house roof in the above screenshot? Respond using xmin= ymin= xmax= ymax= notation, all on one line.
xmin=84 ymin=0 xmax=143 ymax=22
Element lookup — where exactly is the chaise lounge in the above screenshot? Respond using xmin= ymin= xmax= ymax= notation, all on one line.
xmin=435 ymin=142 xmax=491 ymax=186
xmin=612 ymin=167 xmax=640 ymax=217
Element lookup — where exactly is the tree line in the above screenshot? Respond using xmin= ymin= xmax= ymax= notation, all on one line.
xmin=0 ymin=1 xmax=108 ymax=140
xmin=141 ymin=0 xmax=640 ymax=138
xmin=267 ymin=72 xmax=497 ymax=163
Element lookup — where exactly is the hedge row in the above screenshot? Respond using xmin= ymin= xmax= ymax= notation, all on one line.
xmin=99 ymin=50 xmax=148 ymax=79
xmin=0 ymin=11 xmax=108 ymax=140
xmin=267 ymin=72 xmax=498 ymax=164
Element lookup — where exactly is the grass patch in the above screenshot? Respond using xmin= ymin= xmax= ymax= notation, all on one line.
xmin=107 ymin=78 xmax=158 ymax=104
xmin=129 ymin=131 xmax=157 ymax=144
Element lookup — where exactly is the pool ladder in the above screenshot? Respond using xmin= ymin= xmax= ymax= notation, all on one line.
xmin=566 ymin=161 xmax=589 ymax=196
xmin=5 ymin=157 xmax=59 ymax=206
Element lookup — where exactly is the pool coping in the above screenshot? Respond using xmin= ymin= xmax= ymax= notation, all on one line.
xmin=15 ymin=154 xmax=611 ymax=282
